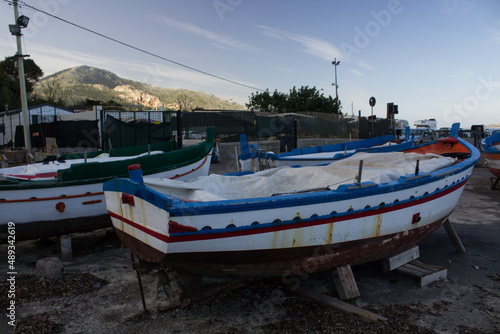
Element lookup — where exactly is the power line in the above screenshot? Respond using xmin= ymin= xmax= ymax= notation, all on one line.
xmin=3 ymin=0 xmax=264 ymax=92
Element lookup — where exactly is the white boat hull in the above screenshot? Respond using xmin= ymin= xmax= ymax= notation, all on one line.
xmin=0 ymin=154 xmax=211 ymax=240
xmin=106 ymin=165 xmax=472 ymax=277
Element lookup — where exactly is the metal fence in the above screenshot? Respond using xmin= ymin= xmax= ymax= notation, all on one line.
xmin=2 ymin=108 xmax=486 ymax=151
xmin=101 ymin=110 xmax=175 ymax=149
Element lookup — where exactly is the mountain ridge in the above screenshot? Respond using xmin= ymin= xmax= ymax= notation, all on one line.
xmin=34 ymin=66 xmax=246 ymax=111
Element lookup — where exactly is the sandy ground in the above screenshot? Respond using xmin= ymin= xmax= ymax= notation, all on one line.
xmin=1 ymin=163 xmax=499 ymax=334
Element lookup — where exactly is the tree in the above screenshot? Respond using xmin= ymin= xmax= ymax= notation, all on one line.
xmin=246 ymin=86 xmax=341 ymax=114
xmin=0 ymin=56 xmax=44 ymax=110
xmin=36 ymin=77 xmax=71 ymax=106
xmin=176 ymin=93 xmax=194 ymax=111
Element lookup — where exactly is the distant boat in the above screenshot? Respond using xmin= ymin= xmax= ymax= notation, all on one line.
xmin=481 ymin=130 xmax=500 ymax=189
xmin=0 ymin=127 xmax=215 ymax=241
xmin=238 ymin=131 xmax=412 ymax=171
xmin=104 ymin=123 xmax=478 ymax=278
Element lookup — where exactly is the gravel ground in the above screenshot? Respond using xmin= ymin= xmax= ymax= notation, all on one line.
xmin=1 ymin=165 xmax=499 ymax=334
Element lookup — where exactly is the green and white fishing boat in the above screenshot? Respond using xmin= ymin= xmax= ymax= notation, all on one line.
xmin=0 ymin=128 xmax=214 ymax=241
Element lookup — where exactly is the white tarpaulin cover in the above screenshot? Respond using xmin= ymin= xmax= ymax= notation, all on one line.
xmin=144 ymin=152 xmax=456 ymax=202
xmin=0 ymin=151 xmax=164 ymax=180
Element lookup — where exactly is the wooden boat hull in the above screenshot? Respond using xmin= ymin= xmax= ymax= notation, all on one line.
xmin=0 ymin=155 xmax=211 ymax=240
xmin=482 ymin=132 xmax=500 ymax=178
xmin=485 ymin=153 xmax=500 ymax=178
xmin=105 ymin=132 xmax=478 ymax=278
xmin=239 ymin=134 xmax=413 ymax=171
xmin=271 ymin=140 xmax=415 ymax=168
xmin=0 ymin=128 xmax=214 ymax=241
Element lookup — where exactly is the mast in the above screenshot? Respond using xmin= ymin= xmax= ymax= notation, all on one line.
xmin=12 ymin=0 xmax=32 ymax=154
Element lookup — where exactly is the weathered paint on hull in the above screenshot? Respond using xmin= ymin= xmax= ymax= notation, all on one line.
xmin=104 ymin=128 xmax=480 ymax=278
xmin=115 ymin=217 xmax=445 ymax=277
xmin=9 ymin=214 xmax=111 ymax=241
xmin=107 ymin=173 xmax=468 ymax=277
xmin=485 ymin=153 xmax=500 ymax=178
xmin=0 ymin=154 xmax=211 ymax=240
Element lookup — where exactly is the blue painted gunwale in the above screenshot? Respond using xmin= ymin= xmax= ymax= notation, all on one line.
xmin=482 ymin=131 xmax=500 ymax=154
xmin=104 ymin=137 xmax=479 ymax=221
xmin=270 ymin=139 xmax=415 ymax=162
xmin=266 ymin=134 xmax=396 ymax=160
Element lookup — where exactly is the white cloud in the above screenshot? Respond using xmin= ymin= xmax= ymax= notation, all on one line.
xmin=485 ymin=26 xmax=500 ymax=46
xmin=288 ymin=34 xmax=343 ymax=62
xmin=151 ymin=15 xmax=254 ymax=51
xmin=442 ymin=0 xmax=474 ymax=14
xmin=350 ymin=69 xmax=363 ymax=76
xmin=354 ymin=58 xmax=375 ymax=72
xmin=256 ymin=25 xmax=286 ymax=39
xmin=256 ymin=25 xmax=342 ymax=62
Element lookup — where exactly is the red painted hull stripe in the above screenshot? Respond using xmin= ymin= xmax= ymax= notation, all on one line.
xmin=109 ymin=180 xmax=467 ymax=244
xmin=169 ymin=154 xmax=210 ymax=179
xmin=0 ymin=191 xmax=104 ymax=203
xmin=109 ymin=211 xmax=169 ymax=242
xmin=6 ymin=172 xmax=58 ymax=180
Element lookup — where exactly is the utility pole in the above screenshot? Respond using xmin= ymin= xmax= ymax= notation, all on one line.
xmin=332 ymin=58 xmax=340 ymax=101
xmin=10 ymin=0 xmax=32 ymax=154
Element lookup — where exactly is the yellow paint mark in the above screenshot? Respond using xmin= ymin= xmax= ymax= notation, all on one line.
xmin=292 ymin=227 xmax=304 ymax=248
xmin=140 ymin=200 xmax=148 ymax=245
xmin=327 ymin=223 xmax=334 ymax=244
xmin=271 ymin=231 xmax=279 ymax=249
xmin=374 ymin=214 xmax=383 ymax=237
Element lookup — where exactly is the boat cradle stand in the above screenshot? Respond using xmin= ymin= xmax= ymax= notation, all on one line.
xmin=56 ymin=235 xmax=73 ymax=262
xmin=382 ymin=245 xmax=448 ymax=287
xmin=490 ymin=177 xmax=500 ymax=190
xmin=130 ymin=253 xmax=244 ymax=312
xmin=327 ymin=219 xmax=464 ymax=300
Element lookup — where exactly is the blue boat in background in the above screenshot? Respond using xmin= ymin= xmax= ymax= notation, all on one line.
xmin=238 ymin=128 xmax=413 ymax=171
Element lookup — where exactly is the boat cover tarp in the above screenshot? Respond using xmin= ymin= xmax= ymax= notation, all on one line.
xmin=144 ymin=152 xmax=456 ymax=202
xmin=0 ymin=151 xmax=164 ymax=180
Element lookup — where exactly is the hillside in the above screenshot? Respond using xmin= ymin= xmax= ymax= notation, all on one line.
xmin=33 ymin=66 xmax=246 ymax=111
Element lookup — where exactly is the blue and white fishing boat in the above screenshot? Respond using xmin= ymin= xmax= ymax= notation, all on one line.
xmin=481 ymin=130 xmax=500 ymax=189
xmin=238 ymin=130 xmax=413 ymax=171
xmin=104 ymin=123 xmax=478 ymax=277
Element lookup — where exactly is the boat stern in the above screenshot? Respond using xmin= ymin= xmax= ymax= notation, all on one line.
xmin=103 ymin=165 xmax=173 ymax=262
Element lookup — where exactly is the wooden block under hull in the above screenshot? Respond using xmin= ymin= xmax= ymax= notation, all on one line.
xmin=396 ymin=260 xmax=447 ymax=286
xmin=382 ymin=245 xmax=420 ymax=272
xmin=332 ymin=265 xmax=360 ymax=300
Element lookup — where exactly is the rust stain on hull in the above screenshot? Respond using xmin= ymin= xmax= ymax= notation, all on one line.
xmin=374 ymin=214 xmax=383 ymax=237
xmin=116 ymin=217 xmax=448 ymax=278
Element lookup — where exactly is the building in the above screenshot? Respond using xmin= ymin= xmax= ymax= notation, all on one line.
xmin=0 ymin=104 xmax=74 ymax=147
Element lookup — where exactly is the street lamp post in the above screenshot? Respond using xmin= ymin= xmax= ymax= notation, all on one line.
xmin=332 ymin=59 xmax=340 ymax=99
xmin=9 ymin=0 xmax=31 ymax=154
xmin=332 ymin=58 xmax=340 ymax=101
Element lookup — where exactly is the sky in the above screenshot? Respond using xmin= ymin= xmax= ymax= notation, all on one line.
xmin=1 ymin=0 xmax=499 ymax=129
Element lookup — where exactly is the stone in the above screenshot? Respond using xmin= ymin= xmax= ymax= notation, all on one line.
xmin=36 ymin=257 xmax=63 ymax=279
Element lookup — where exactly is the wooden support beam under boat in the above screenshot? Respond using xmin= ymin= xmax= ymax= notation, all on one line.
xmin=443 ymin=219 xmax=466 ymax=254
xmin=289 ymin=285 xmax=387 ymax=323
xmin=332 ymin=265 xmax=360 ymax=300
xmin=131 ymin=252 xmax=148 ymax=313
xmin=490 ymin=177 xmax=500 ymax=190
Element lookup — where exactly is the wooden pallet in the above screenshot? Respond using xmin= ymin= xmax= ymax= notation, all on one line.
xmin=383 ymin=246 xmax=447 ymax=286
xmin=396 ymin=260 xmax=447 ymax=286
